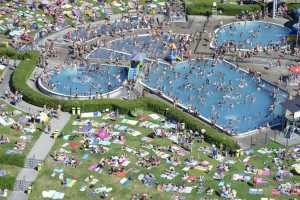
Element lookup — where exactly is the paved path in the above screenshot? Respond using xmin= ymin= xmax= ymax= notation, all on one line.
xmin=0 ymin=62 xmax=71 ymax=200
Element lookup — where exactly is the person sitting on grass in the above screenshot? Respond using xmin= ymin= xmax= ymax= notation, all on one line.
xmin=0 ymin=135 xmax=9 ymax=144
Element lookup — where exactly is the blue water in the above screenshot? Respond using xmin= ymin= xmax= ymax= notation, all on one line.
xmin=49 ymin=32 xmax=288 ymax=134
xmin=142 ymin=59 xmax=287 ymax=133
xmin=214 ymin=21 xmax=290 ymax=49
xmin=47 ymin=65 xmax=127 ymax=96
xmin=88 ymin=34 xmax=179 ymax=60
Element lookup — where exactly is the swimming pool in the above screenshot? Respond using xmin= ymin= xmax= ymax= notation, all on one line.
xmin=40 ymin=65 xmax=127 ymax=97
xmin=141 ymin=59 xmax=287 ymax=134
xmin=40 ymin=33 xmax=288 ymax=134
xmin=212 ymin=21 xmax=291 ymax=50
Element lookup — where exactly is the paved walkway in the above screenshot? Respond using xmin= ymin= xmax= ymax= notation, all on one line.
xmin=0 ymin=62 xmax=70 ymax=200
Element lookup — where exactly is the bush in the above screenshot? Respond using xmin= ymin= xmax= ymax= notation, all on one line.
xmin=288 ymin=3 xmax=300 ymax=10
xmin=0 ymin=176 xmax=15 ymax=190
xmin=0 ymin=153 xmax=25 ymax=167
xmin=218 ymin=3 xmax=262 ymax=15
xmin=185 ymin=0 xmax=262 ymax=16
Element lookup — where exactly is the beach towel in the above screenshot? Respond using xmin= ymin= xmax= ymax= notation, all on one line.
xmin=148 ymin=114 xmax=161 ymax=120
xmin=0 ymin=170 xmax=6 ymax=177
xmin=82 ymin=153 xmax=89 ymax=160
xmin=120 ymin=177 xmax=129 ymax=185
xmin=81 ymin=112 xmax=101 ymax=118
xmin=128 ymin=130 xmax=141 ymax=136
xmin=121 ymin=119 xmax=138 ymax=126
xmin=271 ymin=189 xmax=280 ymax=196
xmin=98 ymin=140 xmax=111 ymax=146
xmin=114 ymin=171 xmax=126 ymax=177
xmin=256 ymin=178 xmax=267 ymax=185
xmin=249 ymin=188 xmax=263 ymax=195
xmin=65 ymin=178 xmax=77 ymax=187
xmin=42 ymin=190 xmax=64 ymax=199
xmin=258 ymin=169 xmax=271 ymax=176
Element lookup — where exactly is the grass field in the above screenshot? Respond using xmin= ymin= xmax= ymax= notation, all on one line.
xmin=0 ymin=100 xmax=42 ymax=192
xmin=29 ymin=110 xmax=300 ymax=200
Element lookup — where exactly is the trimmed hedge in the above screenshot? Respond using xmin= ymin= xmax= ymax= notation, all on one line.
xmin=186 ymin=1 xmax=262 ymax=16
xmin=0 ymin=175 xmax=15 ymax=190
xmin=10 ymin=50 xmax=239 ymax=150
xmin=218 ymin=3 xmax=262 ymax=15
xmin=0 ymin=46 xmax=35 ymax=60
xmin=0 ymin=152 xmax=25 ymax=167
xmin=287 ymin=3 xmax=300 ymax=10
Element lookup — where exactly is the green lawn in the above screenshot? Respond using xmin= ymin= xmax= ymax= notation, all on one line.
xmin=0 ymin=100 xmax=43 ymax=191
xmin=29 ymin=111 xmax=300 ymax=200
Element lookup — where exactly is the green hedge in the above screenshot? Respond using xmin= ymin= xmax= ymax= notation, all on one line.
xmin=218 ymin=3 xmax=262 ymax=15
xmin=0 ymin=175 xmax=15 ymax=190
xmin=186 ymin=1 xmax=262 ymax=16
xmin=0 ymin=152 xmax=25 ymax=167
xmin=10 ymin=50 xmax=239 ymax=150
xmin=0 ymin=46 xmax=35 ymax=60
xmin=288 ymin=3 xmax=300 ymax=10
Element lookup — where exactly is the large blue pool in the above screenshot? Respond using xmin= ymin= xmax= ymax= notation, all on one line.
xmin=142 ymin=59 xmax=287 ymax=134
xmin=213 ymin=21 xmax=290 ymax=50
xmin=45 ymin=65 xmax=127 ymax=96
xmin=42 ymin=33 xmax=288 ymax=134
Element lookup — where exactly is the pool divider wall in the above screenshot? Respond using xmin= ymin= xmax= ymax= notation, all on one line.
xmin=10 ymin=50 xmax=239 ymax=150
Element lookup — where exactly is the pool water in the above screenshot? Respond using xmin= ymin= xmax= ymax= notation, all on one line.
xmin=213 ymin=21 xmax=291 ymax=50
xmin=89 ymin=34 xmax=179 ymax=60
xmin=142 ymin=59 xmax=287 ymax=134
xmin=45 ymin=32 xmax=288 ymax=134
xmin=47 ymin=65 xmax=127 ymax=96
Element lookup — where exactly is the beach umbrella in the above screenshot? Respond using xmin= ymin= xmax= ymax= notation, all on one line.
xmin=97 ymin=129 xmax=109 ymax=139
xmin=289 ymin=65 xmax=300 ymax=74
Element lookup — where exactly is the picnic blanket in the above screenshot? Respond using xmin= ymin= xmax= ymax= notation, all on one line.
xmin=257 ymin=169 xmax=271 ymax=176
xmin=148 ymin=113 xmax=161 ymax=120
xmin=249 ymin=188 xmax=263 ymax=195
xmin=42 ymin=190 xmax=64 ymax=199
xmin=65 ymin=178 xmax=77 ymax=187
xmin=121 ymin=119 xmax=138 ymax=126
xmin=0 ymin=116 xmax=14 ymax=126
xmin=0 ymin=170 xmax=6 ymax=177
xmin=81 ymin=112 xmax=101 ymax=118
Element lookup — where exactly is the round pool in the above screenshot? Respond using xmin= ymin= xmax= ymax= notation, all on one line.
xmin=212 ymin=21 xmax=291 ymax=50
xmin=39 ymin=65 xmax=128 ymax=97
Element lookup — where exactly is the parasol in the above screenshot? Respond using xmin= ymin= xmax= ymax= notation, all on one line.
xmin=97 ymin=129 xmax=109 ymax=139
xmin=289 ymin=65 xmax=300 ymax=74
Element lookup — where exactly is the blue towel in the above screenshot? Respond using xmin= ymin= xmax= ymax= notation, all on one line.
xmin=82 ymin=153 xmax=89 ymax=160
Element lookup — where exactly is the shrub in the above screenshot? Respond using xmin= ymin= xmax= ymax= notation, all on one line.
xmin=0 ymin=153 xmax=25 ymax=167
xmin=0 ymin=175 xmax=15 ymax=190
xmin=218 ymin=3 xmax=262 ymax=15
xmin=185 ymin=0 xmax=262 ymax=16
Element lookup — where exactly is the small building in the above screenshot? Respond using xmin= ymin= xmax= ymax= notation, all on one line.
xmin=281 ymin=96 xmax=300 ymax=137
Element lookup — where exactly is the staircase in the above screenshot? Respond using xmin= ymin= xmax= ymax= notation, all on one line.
xmin=13 ymin=180 xmax=32 ymax=191
xmin=24 ymin=158 xmax=43 ymax=169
